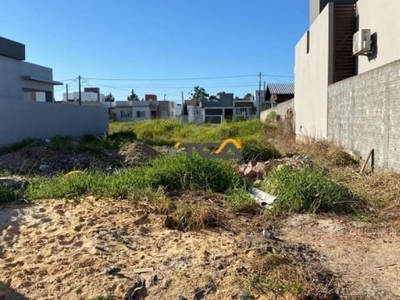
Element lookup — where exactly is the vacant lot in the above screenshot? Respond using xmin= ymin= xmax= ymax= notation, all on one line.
xmin=0 ymin=119 xmax=399 ymax=299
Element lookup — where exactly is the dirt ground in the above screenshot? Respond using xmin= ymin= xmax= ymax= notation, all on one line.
xmin=277 ymin=214 xmax=400 ymax=300
xmin=1 ymin=197 xmax=400 ymax=300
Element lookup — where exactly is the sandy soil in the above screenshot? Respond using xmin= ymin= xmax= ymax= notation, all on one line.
xmin=0 ymin=198 xmax=263 ymax=300
xmin=276 ymin=214 xmax=400 ymax=300
xmin=1 ymin=198 xmax=400 ymax=300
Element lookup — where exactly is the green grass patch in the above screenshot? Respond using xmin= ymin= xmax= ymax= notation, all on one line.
xmin=87 ymin=295 xmax=115 ymax=300
xmin=140 ymin=153 xmax=244 ymax=193
xmin=0 ymin=185 xmax=22 ymax=204
xmin=226 ymin=187 xmax=260 ymax=213
xmin=261 ymin=165 xmax=356 ymax=214
xmin=24 ymin=153 xmax=245 ymax=200
xmin=109 ymin=119 xmax=265 ymax=144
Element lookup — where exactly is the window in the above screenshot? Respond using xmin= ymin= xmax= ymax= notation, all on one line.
xmin=120 ymin=109 xmax=132 ymax=118
xmin=306 ymin=30 xmax=310 ymax=54
xmin=235 ymin=108 xmax=249 ymax=116
xmin=136 ymin=110 xmax=146 ymax=118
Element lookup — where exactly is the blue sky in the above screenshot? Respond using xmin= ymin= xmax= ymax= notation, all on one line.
xmin=1 ymin=0 xmax=309 ymax=101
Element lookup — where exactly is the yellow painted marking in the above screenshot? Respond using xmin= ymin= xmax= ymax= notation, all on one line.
xmin=214 ymin=138 xmax=242 ymax=154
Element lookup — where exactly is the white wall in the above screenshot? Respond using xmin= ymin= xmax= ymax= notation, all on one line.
xmin=294 ymin=3 xmax=333 ymax=140
xmin=114 ymin=106 xmax=151 ymax=122
xmin=175 ymin=104 xmax=182 ymax=116
xmin=356 ymin=0 xmax=400 ymax=74
xmin=64 ymin=92 xmax=100 ymax=101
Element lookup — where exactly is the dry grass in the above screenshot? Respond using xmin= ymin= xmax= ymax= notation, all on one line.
xmin=264 ymin=122 xmax=400 ymax=223
xmin=238 ymin=247 xmax=339 ymax=300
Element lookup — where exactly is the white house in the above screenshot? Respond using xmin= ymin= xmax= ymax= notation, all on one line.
xmin=113 ymin=100 xmax=176 ymax=122
xmin=63 ymin=91 xmax=105 ymax=102
xmin=0 ymin=36 xmax=109 ymax=145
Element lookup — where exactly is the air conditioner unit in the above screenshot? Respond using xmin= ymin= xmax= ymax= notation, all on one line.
xmin=353 ymin=29 xmax=372 ymax=55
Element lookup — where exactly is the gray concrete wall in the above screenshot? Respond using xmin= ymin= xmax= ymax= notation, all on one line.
xmin=0 ymin=99 xmax=109 ymax=145
xmin=0 ymin=56 xmax=22 ymax=100
xmin=0 ymin=56 xmax=58 ymax=100
xmin=294 ymin=3 xmax=333 ymax=140
xmin=328 ymin=59 xmax=400 ymax=171
xmin=260 ymin=99 xmax=294 ymax=122
xmin=356 ymin=0 xmax=400 ymax=75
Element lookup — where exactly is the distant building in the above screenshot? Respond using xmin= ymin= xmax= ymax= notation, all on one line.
xmin=144 ymin=94 xmax=157 ymax=101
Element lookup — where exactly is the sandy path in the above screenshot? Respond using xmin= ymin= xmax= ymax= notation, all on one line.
xmin=277 ymin=214 xmax=400 ymax=300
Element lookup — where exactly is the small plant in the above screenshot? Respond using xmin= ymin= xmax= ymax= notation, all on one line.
xmin=88 ymin=295 xmax=115 ymax=300
xmin=0 ymin=185 xmax=22 ymax=204
xmin=264 ymin=111 xmax=277 ymax=124
xmin=164 ymin=202 xmax=222 ymax=231
xmin=262 ymin=165 xmax=355 ymax=214
xmin=226 ymin=187 xmax=260 ymax=213
xmin=106 ymin=130 xmax=137 ymax=147
xmin=51 ymin=135 xmax=72 ymax=150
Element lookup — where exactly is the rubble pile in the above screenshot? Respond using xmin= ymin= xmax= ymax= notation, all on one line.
xmin=236 ymin=155 xmax=313 ymax=180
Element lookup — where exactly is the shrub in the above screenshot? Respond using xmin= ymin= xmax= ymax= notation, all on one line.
xmin=262 ymin=165 xmax=355 ymax=213
xmin=328 ymin=150 xmax=359 ymax=167
xmin=142 ymin=153 xmax=244 ymax=193
xmin=240 ymin=138 xmax=282 ymax=162
xmin=0 ymin=185 xmax=21 ymax=204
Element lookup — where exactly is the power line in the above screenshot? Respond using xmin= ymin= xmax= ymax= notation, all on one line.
xmin=83 ymin=74 xmax=293 ymax=81
xmin=84 ymin=74 xmax=257 ymax=81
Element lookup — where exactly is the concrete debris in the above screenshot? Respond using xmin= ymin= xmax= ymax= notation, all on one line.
xmin=237 ymin=155 xmax=313 ymax=180
xmin=248 ymin=187 xmax=277 ymax=209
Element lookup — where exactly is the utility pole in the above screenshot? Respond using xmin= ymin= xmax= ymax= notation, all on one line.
xmin=181 ymin=91 xmax=184 ymax=105
xmin=66 ymin=84 xmax=68 ymax=101
xmin=258 ymin=72 xmax=262 ymax=118
xmin=78 ymin=75 xmax=82 ymax=105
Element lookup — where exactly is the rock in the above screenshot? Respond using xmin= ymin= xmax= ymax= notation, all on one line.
xmin=237 ymin=290 xmax=253 ymax=299
xmin=0 ymin=176 xmax=29 ymax=190
xmin=106 ymin=265 xmax=121 ymax=274
xmin=243 ymin=166 xmax=257 ymax=179
xmin=39 ymin=164 xmax=50 ymax=172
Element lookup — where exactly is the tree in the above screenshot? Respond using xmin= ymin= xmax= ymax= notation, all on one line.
xmin=127 ymin=89 xmax=140 ymax=101
xmin=244 ymin=93 xmax=253 ymax=100
xmin=190 ymin=86 xmax=209 ymax=103
xmin=182 ymin=102 xmax=188 ymax=115
xmin=104 ymin=92 xmax=115 ymax=105
xmin=209 ymin=95 xmax=218 ymax=101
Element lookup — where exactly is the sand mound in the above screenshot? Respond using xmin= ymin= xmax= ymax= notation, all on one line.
xmin=118 ymin=142 xmax=159 ymax=166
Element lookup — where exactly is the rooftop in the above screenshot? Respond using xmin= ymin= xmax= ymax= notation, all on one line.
xmin=266 ymin=83 xmax=295 ymax=95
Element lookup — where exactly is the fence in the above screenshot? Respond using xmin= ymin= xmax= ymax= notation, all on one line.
xmin=327 ymin=59 xmax=400 ymax=171
xmin=0 ymin=99 xmax=109 ymax=145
